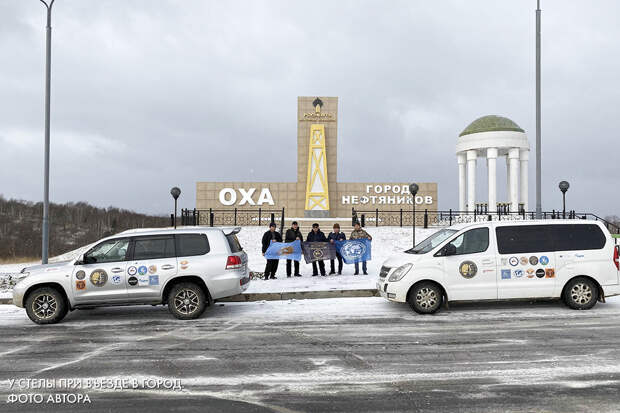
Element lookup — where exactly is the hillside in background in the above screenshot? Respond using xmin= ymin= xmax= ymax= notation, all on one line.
xmin=0 ymin=196 xmax=169 ymax=259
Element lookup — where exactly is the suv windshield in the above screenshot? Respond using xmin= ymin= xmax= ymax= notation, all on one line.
xmin=405 ymin=229 xmax=457 ymax=254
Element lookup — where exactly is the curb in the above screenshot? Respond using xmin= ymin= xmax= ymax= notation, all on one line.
xmin=216 ymin=289 xmax=379 ymax=302
xmin=0 ymin=289 xmax=379 ymax=306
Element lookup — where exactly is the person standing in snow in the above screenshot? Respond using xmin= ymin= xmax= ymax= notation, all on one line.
xmin=350 ymin=221 xmax=372 ymax=275
xmin=306 ymin=223 xmax=327 ymax=276
xmin=261 ymin=222 xmax=282 ymax=280
xmin=327 ymin=223 xmax=346 ymax=275
xmin=284 ymin=221 xmax=303 ymax=277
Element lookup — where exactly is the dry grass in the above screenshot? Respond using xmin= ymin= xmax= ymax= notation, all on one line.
xmin=0 ymin=257 xmax=39 ymax=265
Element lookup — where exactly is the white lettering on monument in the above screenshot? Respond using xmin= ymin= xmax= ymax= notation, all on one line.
xmin=219 ymin=188 xmax=236 ymax=206
xmin=218 ymin=188 xmax=275 ymax=206
xmin=341 ymin=185 xmax=433 ymax=206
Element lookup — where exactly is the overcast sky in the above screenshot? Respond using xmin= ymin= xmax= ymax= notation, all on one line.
xmin=1 ymin=0 xmax=618 ymax=217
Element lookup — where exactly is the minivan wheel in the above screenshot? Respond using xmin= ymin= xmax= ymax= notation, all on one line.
xmin=564 ymin=277 xmax=598 ymax=310
xmin=167 ymin=282 xmax=207 ymax=320
xmin=408 ymin=282 xmax=443 ymax=314
xmin=25 ymin=287 xmax=68 ymax=324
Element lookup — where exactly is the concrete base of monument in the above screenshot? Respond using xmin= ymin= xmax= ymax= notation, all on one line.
xmin=303 ymin=209 xmax=330 ymax=218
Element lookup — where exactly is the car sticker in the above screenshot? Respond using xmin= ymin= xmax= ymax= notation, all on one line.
xmin=90 ymin=269 xmax=108 ymax=287
xmin=501 ymin=269 xmax=511 ymax=279
xmin=76 ymin=280 xmax=86 ymax=290
xmin=539 ymin=256 xmax=549 ymax=265
xmin=127 ymin=266 xmax=137 ymax=276
xmin=529 ymin=256 xmax=538 ymax=265
xmin=459 ymin=261 xmax=478 ymax=279
xmin=520 ymin=257 xmax=529 ymax=265
xmin=514 ymin=269 xmax=524 ymax=278
xmin=111 ymin=274 xmax=122 ymax=285
xmin=128 ymin=276 xmax=138 ymax=286
xmin=526 ymin=268 xmax=535 ymax=278
xmin=149 ymin=275 xmax=159 ymax=285
xmin=509 ymin=257 xmax=519 ymax=266
xmin=545 ymin=268 xmax=555 ymax=278
xmin=138 ymin=266 xmax=148 ymax=275
xmin=148 ymin=265 xmax=157 ymax=274
xmin=75 ymin=270 xmax=86 ymax=280
xmin=138 ymin=275 xmax=149 ymax=286
xmin=536 ymin=269 xmax=545 ymax=278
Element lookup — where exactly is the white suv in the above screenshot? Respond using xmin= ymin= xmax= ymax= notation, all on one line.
xmin=13 ymin=227 xmax=249 ymax=324
xmin=379 ymin=220 xmax=620 ymax=313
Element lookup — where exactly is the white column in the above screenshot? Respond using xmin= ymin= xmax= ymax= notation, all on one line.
xmin=506 ymin=155 xmax=510 ymax=206
xmin=487 ymin=148 xmax=498 ymax=213
xmin=466 ymin=150 xmax=477 ymax=213
xmin=457 ymin=153 xmax=466 ymax=212
xmin=520 ymin=149 xmax=529 ymax=212
xmin=508 ymin=148 xmax=520 ymax=212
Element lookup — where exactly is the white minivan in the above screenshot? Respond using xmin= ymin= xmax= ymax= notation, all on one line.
xmin=379 ymin=220 xmax=620 ymax=313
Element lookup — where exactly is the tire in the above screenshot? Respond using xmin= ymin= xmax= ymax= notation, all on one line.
xmin=24 ymin=286 xmax=68 ymax=324
xmin=167 ymin=282 xmax=207 ymax=320
xmin=564 ymin=277 xmax=598 ymax=310
xmin=407 ymin=282 xmax=443 ymax=314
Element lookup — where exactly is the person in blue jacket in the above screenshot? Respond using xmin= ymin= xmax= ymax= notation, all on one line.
xmin=306 ymin=223 xmax=327 ymax=276
xmin=328 ymin=223 xmax=346 ymax=275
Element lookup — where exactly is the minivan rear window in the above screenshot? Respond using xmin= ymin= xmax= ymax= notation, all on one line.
xmin=496 ymin=224 xmax=607 ymax=254
xmin=496 ymin=225 xmax=554 ymax=254
xmin=551 ymin=224 xmax=606 ymax=251
xmin=176 ymin=234 xmax=210 ymax=257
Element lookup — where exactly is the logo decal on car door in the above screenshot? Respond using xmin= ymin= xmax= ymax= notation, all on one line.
xmin=459 ymin=261 xmax=478 ymax=279
xmin=90 ymin=270 xmax=108 ymax=287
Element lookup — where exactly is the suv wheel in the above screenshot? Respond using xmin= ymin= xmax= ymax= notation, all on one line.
xmin=408 ymin=282 xmax=443 ymax=314
xmin=564 ymin=277 xmax=598 ymax=310
xmin=168 ymin=282 xmax=207 ymax=320
xmin=25 ymin=287 xmax=68 ymax=324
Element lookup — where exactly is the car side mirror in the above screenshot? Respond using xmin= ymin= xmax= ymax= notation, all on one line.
xmin=443 ymin=244 xmax=457 ymax=256
xmin=78 ymin=254 xmax=94 ymax=265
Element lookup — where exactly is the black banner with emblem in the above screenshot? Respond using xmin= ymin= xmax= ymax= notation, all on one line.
xmin=302 ymin=242 xmax=337 ymax=264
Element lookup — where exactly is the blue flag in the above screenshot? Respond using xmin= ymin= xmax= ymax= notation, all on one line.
xmin=335 ymin=239 xmax=372 ymax=264
xmin=265 ymin=240 xmax=302 ymax=261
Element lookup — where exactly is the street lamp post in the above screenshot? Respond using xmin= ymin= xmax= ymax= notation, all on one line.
xmin=40 ymin=0 xmax=55 ymax=264
xmin=535 ymin=0 xmax=542 ymax=219
xmin=559 ymin=181 xmax=569 ymax=219
xmin=170 ymin=187 xmax=181 ymax=229
xmin=409 ymin=183 xmax=419 ymax=248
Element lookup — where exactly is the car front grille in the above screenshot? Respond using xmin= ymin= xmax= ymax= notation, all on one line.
xmin=379 ymin=266 xmax=390 ymax=279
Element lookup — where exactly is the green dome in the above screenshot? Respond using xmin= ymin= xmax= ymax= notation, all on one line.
xmin=459 ymin=115 xmax=524 ymax=137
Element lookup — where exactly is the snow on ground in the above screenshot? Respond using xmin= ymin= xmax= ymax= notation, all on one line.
xmin=0 ymin=227 xmax=438 ymax=298
xmin=238 ymin=226 xmax=436 ymax=293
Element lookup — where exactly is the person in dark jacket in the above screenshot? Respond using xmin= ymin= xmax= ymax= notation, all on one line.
xmin=350 ymin=221 xmax=372 ymax=275
xmin=327 ymin=223 xmax=346 ymax=275
xmin=306 ymin=223 xmax=327 ymax=276
xmin=261 ymin=222 xmax=282 ymax=279
xmin=284 ymin=221 xmax=303 ymax=277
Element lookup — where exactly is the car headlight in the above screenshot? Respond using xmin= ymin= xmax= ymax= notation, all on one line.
xmin=388 ymin=263 xmax=413 ymax=282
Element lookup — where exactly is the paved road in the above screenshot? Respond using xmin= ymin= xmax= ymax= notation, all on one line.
xmin=1 ymin=297 xmax=620 ymax=413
